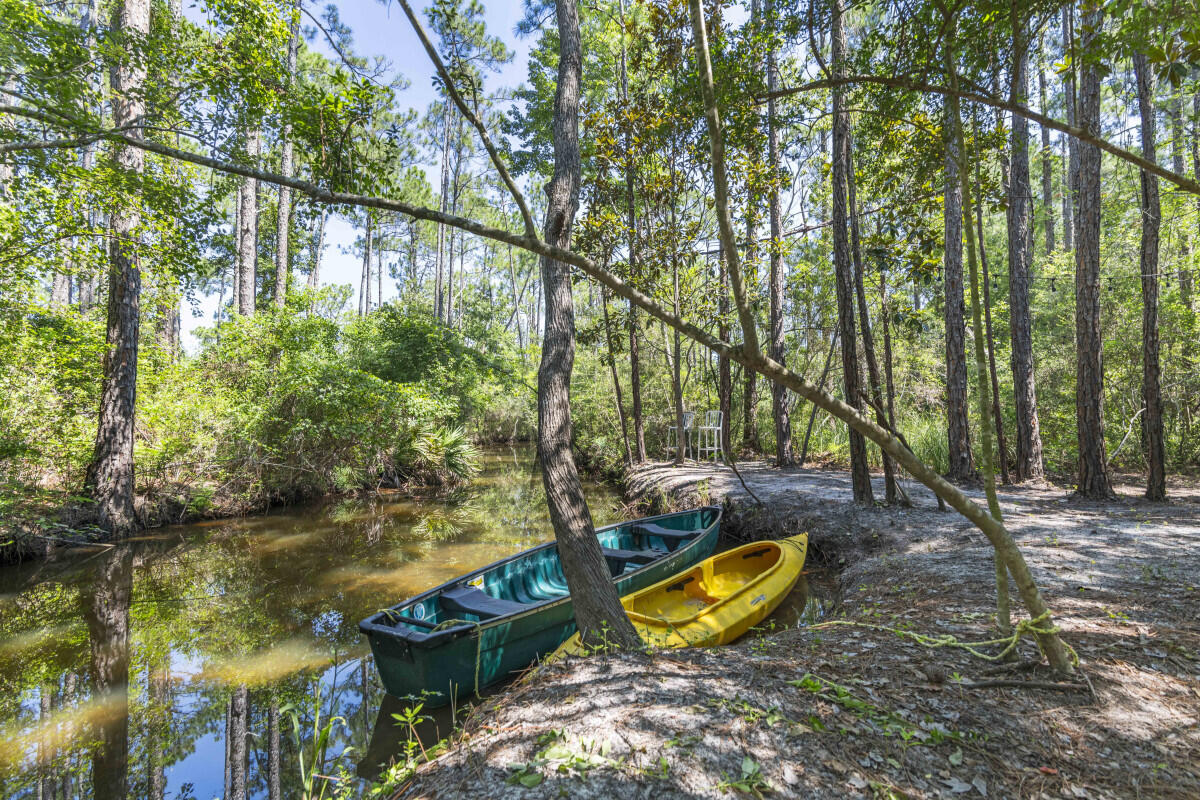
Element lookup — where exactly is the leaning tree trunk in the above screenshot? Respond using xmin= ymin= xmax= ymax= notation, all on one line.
xmin=944 ymin=123 xmax=974 ymax=483
xmin=274 ymin=0 xmax=300 ymax=308
xmin=86 ymin=0 xmax=150 ymax=536
xmin=237 ymin=128 xmax=259 ymax=316
xmin=1134 ymin=52 xmax=1165 ymax=501
xmin=831 ymin=0 xmax=873 ymax=504
xmin=1007 ymin=13 xmax=1045 ymax=483
xmin=1073 ymin=2 xmax=1114 ymax=500
xmin=538 ymin=0 xmax=639 ymax=649
xmin=765 ymin=0 xmax=792 ymax=466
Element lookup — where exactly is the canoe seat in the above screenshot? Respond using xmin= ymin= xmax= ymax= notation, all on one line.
xmin=440 ymin=585 xmax=528 ymax=621
xmin=632 ymin=522 xmax=697 ymax=552
xmin=601 ymin=546 xmax=666 ymax=575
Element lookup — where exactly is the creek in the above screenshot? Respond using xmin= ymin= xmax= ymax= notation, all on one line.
xmin=0 ymin=446 xmax=829 ymax=798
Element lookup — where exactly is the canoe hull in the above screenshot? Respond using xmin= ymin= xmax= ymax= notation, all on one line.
xmin=360 ymin=507 xmax=721 ymax=706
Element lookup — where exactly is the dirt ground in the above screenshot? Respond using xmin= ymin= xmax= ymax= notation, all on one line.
xmin=399 ymin=463 xmax=1200 ymax=799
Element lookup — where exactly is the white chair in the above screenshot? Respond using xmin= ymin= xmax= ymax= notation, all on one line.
xmin=665 ymin=411 xmax=695 ymax=459
xmin=696 ymin=410 xmax=724 ymax=462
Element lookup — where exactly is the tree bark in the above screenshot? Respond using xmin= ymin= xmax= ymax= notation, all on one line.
xmin=831 ymin=0 xmax=873 ymax=503
xmin=308 ymin=211 xmax=327 ymax=288
xmin=1062 ymin=7 xmax=1077 ymax=253
xmin=86 ymin=0 xmax=150 ymax=536
xmin=1134 ymin=53 xmax=1165 ymax=501
xmin=1073 ymin=2 xmax=1113 ymax=499
xmin=85 ymin=546 xmax=133 ymax=800
xmin=718 ymin=248 xmax=732 ymax=457
xmin=274 ymin=0 xmax=300 ymax=308
xmin=618 ymin=0 xmax=646 ymax=464
xmin=1006 ymin=11 xmax=1045 ymax=482
xmin=766 ymin=0 xmax=791 ymax=466
xmin=1037 ymin=49 xmax=1055 ymax=255
xmin=538 ymin=0 xmax=639 ymax=649
xmin=237 ymin=128 xmax=260 ymax=316
xmin=944 ymin=124 xmax=974 ymax=483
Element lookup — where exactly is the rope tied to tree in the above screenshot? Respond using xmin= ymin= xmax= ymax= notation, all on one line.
xmin=812 ymin=612 xmax=1079 ymax=667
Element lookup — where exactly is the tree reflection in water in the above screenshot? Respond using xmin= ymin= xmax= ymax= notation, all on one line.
xmin=0 ymin=446 xmax=620 ymax=798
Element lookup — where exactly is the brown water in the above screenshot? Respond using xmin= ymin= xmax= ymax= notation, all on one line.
xmin=0 ymin=446 xmax=623 ymax=799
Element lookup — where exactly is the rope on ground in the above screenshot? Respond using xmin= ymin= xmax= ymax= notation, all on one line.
xmin=811 ymin=612 xmax=1079 ymax=667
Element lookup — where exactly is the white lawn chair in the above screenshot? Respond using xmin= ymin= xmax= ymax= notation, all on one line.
xmin=696 ymin=410 xmax=724 ymax=462
xmin=665 ymin=411 xmax=695 ymax=459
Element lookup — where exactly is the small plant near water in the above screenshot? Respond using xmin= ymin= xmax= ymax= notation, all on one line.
xmin=716 ymin=757 xmax=773 ymax=797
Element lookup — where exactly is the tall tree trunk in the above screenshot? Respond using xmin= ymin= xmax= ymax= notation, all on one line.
xmin=274 ymin=0 xmax=300 ymax=308
xmin=85 ymin=546 xmax=133 ymax=800
xmin=1061 ymin=6 xmax=1076 ymax=252
xmin=147 ymin=657 xmax=169 ymax=800
xmin=1038 ymin=45 xmax=1056 ymax=255
xmin=742 ymin=211 xmax=761 ymax=453
xmin=378 ymin=226 xmax=385 ymax=307
xmin=237 ymin=128 xmax=260 ymax=316
xmin=86 ymin=0 xmax=150 ymax=536
xmin=944 ymin=124 xmax=974 ymax=482
xmin=718 ymin=248 xmax=732 ymax=457
xmin=1073 ymin=1 xmax=1113 ymax=499
xmin=672 ymin=257 xmax=685 ymax=465
xmin=601 ymin=287 xmax=633 ymax=465
xmin=1171 ymin=94 xmax=1194 ymax=311
xmin=227 ymin=685 xmax=249 ymax=800
xmin=946 ymin=26 xmax=1012 ymax=637
xmin=617 ymin=0 xmax=645 ymax=464
xmin=831 ymin=0 xmax=873 ymax=504
xmin=765 ymin=0 xmax=791 ymax=466
xmin=360 ymin=214 xmax=372 ymax=317
xmin=435 ymin=102 xmax=451 ymax=323
xmin=849 ymin=144 xmax=904 ymax=502
xmin=977 ymin=150 xmax=1011 ymax=484
xmin=1134 ymin=53 xmax=1165 ymax=501
xmin=308 ymin=211 xmax=327 ymax=288
xmin=538 ymin=0 xmax=639 ymax=648
xmin=1007 ymin=11 xmax=1045 ymax=482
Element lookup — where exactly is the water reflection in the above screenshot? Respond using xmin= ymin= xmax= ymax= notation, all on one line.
xmin=0 ymin=446 xmax=621 ymax=798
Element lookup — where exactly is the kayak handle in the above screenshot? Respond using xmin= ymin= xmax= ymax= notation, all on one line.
xmin=741 ymin=547 xmax=772 ymax=559
xmin=666 ymin=576 xmax=696 ymax=592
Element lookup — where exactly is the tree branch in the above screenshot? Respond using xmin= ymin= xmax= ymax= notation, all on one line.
xmin=396 ymin=0 xmax=537 ymax=239
xmin=762 ymin=74 xmax=1200 ymax=195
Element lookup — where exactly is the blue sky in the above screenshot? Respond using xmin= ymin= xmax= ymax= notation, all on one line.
xmin=182 ymin=0 xmax=534 ymax=349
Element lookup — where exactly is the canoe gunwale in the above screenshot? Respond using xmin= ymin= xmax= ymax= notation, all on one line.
xmin=357 ymin=506 xmax=723 ymax=651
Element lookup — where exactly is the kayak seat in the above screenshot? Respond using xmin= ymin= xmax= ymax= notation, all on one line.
xmin=440 ymin=585 xmax=528 ymax=620
xmin=602 ymin=546 xmax=666 ymax=576
xmin=632 ymin=522 xmax=698 ymax=552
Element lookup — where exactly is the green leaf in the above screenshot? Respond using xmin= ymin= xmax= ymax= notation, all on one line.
xmin=949 ymin=747 xmax=963 ymax=766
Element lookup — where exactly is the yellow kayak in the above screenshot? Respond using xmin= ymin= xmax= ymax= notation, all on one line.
xmin=552 ymin=534 xmax=807 ymax=657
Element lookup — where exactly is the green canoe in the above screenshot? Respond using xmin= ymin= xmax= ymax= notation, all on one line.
xmin=358 ymin=506 xmax=722 ymax=706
